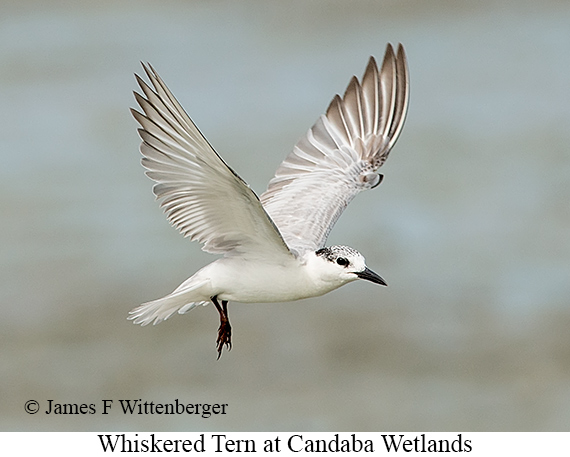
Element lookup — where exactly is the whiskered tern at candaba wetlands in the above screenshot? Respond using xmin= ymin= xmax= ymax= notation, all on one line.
xmin=130 ymin=43 xmax=409 ymax=358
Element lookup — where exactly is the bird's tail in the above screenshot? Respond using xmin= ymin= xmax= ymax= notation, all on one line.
xmin=128 ymin=279 xmax=210 ymax=326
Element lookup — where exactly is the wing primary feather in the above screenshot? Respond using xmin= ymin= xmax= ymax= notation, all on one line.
xmin=387 ymin=44 xmax=410 ymax=151
xmin=325 ymin=95 xmax=351 ymax=147
xmin=378 ymin=44 xmax=396 ymax=144
xmin=361 ymin=56 xmax=380 ymax=137
xmin=340 ymin=76 xmax=361 ymax=144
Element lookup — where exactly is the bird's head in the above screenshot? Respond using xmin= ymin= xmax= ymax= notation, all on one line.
xmin=312 ymin=245 xmax=387 ymax=287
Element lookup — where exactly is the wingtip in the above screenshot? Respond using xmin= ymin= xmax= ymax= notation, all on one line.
xmin=366 ymin=43 xmax=405 ymax=73
xmin=325 ymin=93 xmax=343 ymax=117
xmin=395 ymin=43 xmax=408 ymax=71
xmin=381 ymin=42 xmax=397 ymax=72
xmin=364 ymin=55 xmax=379 ymax=79
xmin=129 ymin=106 xmax=141 ymax=119
xmin=138 ymin=61 xmax=160 ymax=86
xmin=342 ymin=75 xmax=361 ymax=99
xmin=134 ymin=72 xmax=146 ymax=87
xmin=136 ymin=61 xmax=150 ymax=80
xmin=134 ymin=65 xmax=156 ymax=97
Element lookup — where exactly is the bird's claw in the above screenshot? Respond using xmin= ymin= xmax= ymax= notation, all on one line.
xmin=216 ymin=321 xmax=232 ymax=359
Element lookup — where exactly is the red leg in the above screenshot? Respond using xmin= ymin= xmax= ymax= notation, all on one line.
xmin=212 ymin=296 xmax=232 ymax=359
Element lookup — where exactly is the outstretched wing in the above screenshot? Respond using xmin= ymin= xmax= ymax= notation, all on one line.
xmin=132 ymin=64 xmax=292 ymax=261
xmin=260 ymin=43 xmax=409 ymax=254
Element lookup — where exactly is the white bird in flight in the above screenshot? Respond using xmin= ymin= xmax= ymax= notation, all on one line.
xmin=130 ymin=43 xmax=409 ymax=358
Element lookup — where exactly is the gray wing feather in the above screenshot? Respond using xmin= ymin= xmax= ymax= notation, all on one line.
xmin=132 ymin=64 xmax=292 ymax=260
xmin=260 ymin=43 xmax=409 ymax=254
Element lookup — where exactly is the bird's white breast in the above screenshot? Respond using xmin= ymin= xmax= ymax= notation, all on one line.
xmin=206 ymin=255 xmax=343 ymax=303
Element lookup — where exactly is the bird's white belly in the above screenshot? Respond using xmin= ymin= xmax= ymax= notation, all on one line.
xmin=206 ymin=258 xmax=337 ymax=303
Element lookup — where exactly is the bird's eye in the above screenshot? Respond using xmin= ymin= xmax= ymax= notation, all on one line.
xmin=336 ymin=257 xmax=349 ymax=267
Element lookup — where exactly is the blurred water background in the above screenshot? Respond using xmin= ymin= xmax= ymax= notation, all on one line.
xmin=1 ymin=0 xmax=569 ymax=431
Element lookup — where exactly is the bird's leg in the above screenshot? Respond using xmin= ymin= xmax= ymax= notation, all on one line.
xmin=211 ymin=296 xmax=231 ymax=359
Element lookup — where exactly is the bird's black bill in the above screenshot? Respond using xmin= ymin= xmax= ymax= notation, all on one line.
xmin=356 ymin=267 xmax=387 ymax=286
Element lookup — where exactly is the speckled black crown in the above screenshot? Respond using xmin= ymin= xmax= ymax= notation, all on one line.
xmin=315 ymin=245 xmax=359 ymax=262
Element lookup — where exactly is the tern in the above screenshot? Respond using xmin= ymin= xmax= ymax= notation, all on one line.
xmin=129 ymin=43 xmax=409 ymax=358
